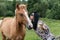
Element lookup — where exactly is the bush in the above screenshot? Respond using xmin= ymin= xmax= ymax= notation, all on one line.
xmin=6 ymin=10 xmax=14 ymax=17
xmin=0 ymin=1 xmax=16 ymax=17
xmin=46 ymin=3 xmax=60 ymax=20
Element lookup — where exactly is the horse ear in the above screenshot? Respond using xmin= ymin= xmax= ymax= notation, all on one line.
xmin=16 ymin=3 xmax=19 ymax=9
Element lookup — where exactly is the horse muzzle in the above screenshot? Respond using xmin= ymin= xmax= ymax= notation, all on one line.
xmin=27 ymin=24 xmax=33 ymax=30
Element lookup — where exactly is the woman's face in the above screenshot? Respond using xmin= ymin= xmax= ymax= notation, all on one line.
xmin=30 ymin=16 xmax=34 ymax=21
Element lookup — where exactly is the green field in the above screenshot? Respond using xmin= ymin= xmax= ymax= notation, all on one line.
xmin=25 ymin=18 xmax=60 ymax=40
xmin=0 ymin=18 xmax=60 ymax=40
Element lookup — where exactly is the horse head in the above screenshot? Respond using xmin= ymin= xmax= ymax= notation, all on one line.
xmin=15 ymin=4 xmax=33 ymax=29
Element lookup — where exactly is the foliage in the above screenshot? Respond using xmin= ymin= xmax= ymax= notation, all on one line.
xmin=0 ymin=0 xmax=16 ymax=17
xmin=28 ymin=0 xmax=60 ymax=19
xmin=0 ymin=0 xmax=60 ymax=19
xmin=0 ymin=0 xmax=27 ymax=17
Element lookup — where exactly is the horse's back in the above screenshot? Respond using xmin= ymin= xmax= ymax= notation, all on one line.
xmin=1 ymin=17 xmax=13 ymax=28
xmin=1 ymin=17 xmax=15 ymax=38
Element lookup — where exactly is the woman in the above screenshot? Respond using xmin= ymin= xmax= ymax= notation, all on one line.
xmin=30 ymin=12 xmax=55 ymax=40
xmin=30 ymin=11 xmax=39 ymax=30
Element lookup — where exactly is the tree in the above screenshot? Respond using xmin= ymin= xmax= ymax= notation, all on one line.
xmin=28 ymin=0 xmax=48 ymax=17
xmin=12 ymin=0 xmax=16 ymax=13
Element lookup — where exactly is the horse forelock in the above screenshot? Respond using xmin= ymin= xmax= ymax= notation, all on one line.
xmin=16 ymin=4 xmax=26 ymax=11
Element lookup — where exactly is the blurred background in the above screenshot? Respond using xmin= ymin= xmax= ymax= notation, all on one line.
xmin=0 ymin=0 xmax=60 ymax=20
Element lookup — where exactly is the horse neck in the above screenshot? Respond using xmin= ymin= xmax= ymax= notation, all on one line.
xmin=16 ymin=15 xmax=24 ymax=32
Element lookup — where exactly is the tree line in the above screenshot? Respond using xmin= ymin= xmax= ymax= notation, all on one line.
xmin=28 ymin=0 xmax=60 ymax=20
xmin=0 ymin=0 xmax=60 ymax=20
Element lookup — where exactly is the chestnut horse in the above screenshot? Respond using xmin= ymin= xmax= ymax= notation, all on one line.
xmin=1 ymin=4 xmax=33 ymax=40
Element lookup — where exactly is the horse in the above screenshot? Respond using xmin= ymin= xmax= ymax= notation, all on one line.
xmin=1 ymin=4 xmax=33 ymax=40
xmin=30 ymin=12 xmax=56 ymax=40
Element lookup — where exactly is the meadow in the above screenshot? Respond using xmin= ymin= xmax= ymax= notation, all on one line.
xmin=0 ymin=18 xmax=60 ymax=40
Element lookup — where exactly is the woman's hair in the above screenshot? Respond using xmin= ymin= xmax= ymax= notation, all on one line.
xmin=33 ymin=12 xmax=39 ymax=30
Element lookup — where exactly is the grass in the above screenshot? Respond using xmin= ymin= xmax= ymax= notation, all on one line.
xmin=25 ymin=18 xmax=60 ymax=40
xmin=40 ymin=18 xmax=60 ymax=36
xmin=0 ymin=18 xmax=60 ymax=40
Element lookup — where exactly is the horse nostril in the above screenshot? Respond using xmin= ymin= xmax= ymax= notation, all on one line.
xmin=28 ymin=26 xmax=32 ymax=30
